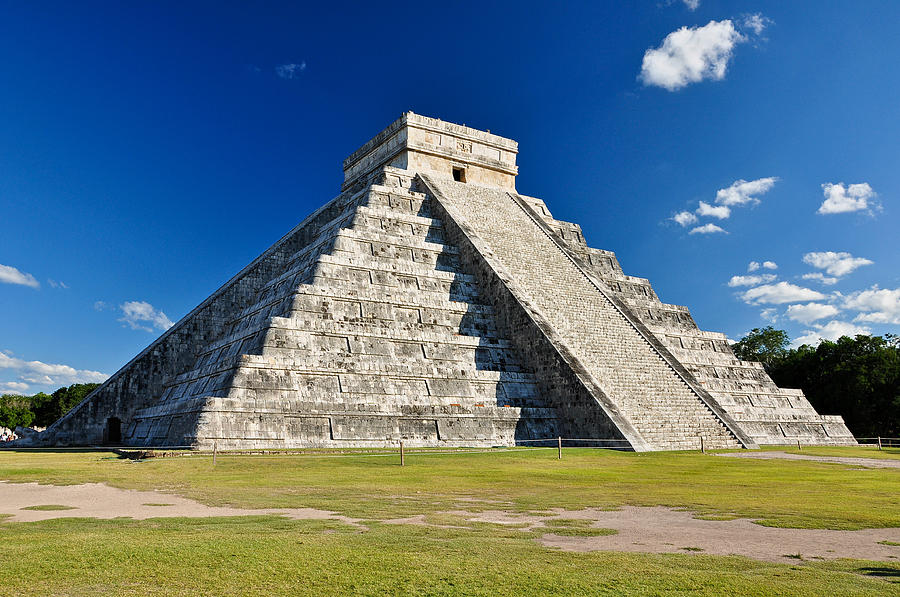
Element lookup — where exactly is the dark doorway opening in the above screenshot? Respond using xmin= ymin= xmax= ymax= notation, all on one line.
xmin=106 ymin=417 xmax=122 ymax=444
xmin=452 ymin=167 xmax=466 ymax=183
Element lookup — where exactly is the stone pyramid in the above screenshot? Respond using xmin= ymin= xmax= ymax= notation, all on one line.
xmin=30 ymin=113 xmax=854 ymax=451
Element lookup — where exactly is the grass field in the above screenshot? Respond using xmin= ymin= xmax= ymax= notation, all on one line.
xmin=1 ymin=446 xmax=898 ymax=595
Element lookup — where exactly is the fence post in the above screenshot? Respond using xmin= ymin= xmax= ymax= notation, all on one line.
xmin=797 ymin=439 xmax=802 ymax=451
xmin=878 ymin=436 xmax=882 ymax=451
xmin=400 ymin=440 xmax=405 ymax=466
xmin=213 ymin=441 xmax=217 ymax=466
xmin=557 ymin=436 xmax=562 ymax=459
xmin=699 ymin=435 xmax=705 ymax=454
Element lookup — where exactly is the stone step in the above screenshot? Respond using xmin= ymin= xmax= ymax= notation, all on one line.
xmin=363 ymin=185 xmax=434 ymax=217
xmin=212 ymin=290 xmax=507 ymax=363
xmin=166 ymin=349 xmax=540 ymax=390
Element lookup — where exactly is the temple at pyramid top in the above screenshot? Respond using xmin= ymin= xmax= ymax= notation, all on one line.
xmin=16 ymin=113 xmax=856 ymax=451
xmin=343 ymin=112 xmax=519 ymax=190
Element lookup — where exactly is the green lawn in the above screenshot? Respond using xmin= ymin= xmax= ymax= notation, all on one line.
xmin=1 ymin=447 xmax=896 ymax=529
xmin=1 ymin=447 xmax=897 ymax=595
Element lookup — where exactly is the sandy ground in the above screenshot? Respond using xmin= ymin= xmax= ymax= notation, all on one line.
xmin=527 ymin=507 xmax=900 ymax=563
xmin=3 ymin=481 xmax=898 ymax=563
xmin=717 ymin=451 xmax=900 ymax=469
xmin=386 ymin=507 xmax=900 ymax=563
xmin=0 ymin=481 xmax=362 ymax=526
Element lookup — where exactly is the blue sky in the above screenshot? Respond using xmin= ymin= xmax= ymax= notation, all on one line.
xmin=2 ymin=1 xmax=898 ymax=395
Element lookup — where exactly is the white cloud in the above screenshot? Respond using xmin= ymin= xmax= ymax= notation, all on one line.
xmin=760 ymin=308 xmax=778 ymax=323
xmin=47 ymin=279 xmax=69 ymax=289
xmin=741 ymin=14 xmax=771 ymax=36
xmin=696 ymin=201 xmax=730 ymax=219
xmin=672 ymin=211 xmax=698 ymax=227
xmin=689 ymin=223 xmax=726 ymax=235
xmin=683 ymin=0 xmax=700 ymax=10
xmin=0 ymin=264 xmax=39 ymax=288
xmin=747 ymin=260 xmax=777 ymax=271
xmin=275 ymin=62 xmax=307 ymax=79
xmin=802 ymin=251 xmax=873 ymax=277
xmin=793 ymin=320 xmax=871 ymax=347
xmin=817 ymin=182 xmax=878 ymax=215
xmin=741 ymin=281 xmax=826 ymax=305
xmin=119 ymin=301 xmax=174 ymax=332
xmin=639 ymin=20 xmax=744 ymax=91
xmin=0 ymin=381 xmax=30 ymax=394
xmin=715 ymin=177 xmax=778 ymax=206
xmin=0 ymin=351 xmax=108 ymax=392
xmin=801 ymin=272 xmax=839 ymax=286
xmin=728 ymin=274 xmax=776 ymax=287
xmin=843 ymin=286 xmax=900 ymax=325
xmin=786 ymin=303 xmax=840 ymax=325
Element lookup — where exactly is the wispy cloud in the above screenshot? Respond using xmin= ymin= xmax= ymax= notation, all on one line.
xmin=817 ymin=182 xmax=878 ymax=215
xmin=802 ymin=251 xmax=873 ymax=277
xmin=672 ymin=211 xmax=698 ymax=227
xmin=740 ymin=281 xmax=825 ymax=305
xmin=671 ymin=179 xmax=775 ymax=237
xmin=47 ymin=279 xmax=68 ymax=289
xmin=639 ymin=20 xmax=745 ymax=91
xmin=728 ymin=274 xmax=776 ymax=287
xmin=683 ymin=0 xmax=699 ymax=10
xmin=716 ymin=177 xmax=778 ymax=206
xmin=760 ymin=308 xmax=779 ymax=323
xmin=275 ymin=62 xmax=307 ymax=79
xmin=741 ymin=13 xmax=772 ymax=36
xmin=0 ymin=381 xmax=30 ymax=394
xmin=689 ymin=223 xmax=726 ymax=235
xmin=801 ymin=272 xmax=839 ymax=286
xmin=118 ymin=301 xmax=174 ymax=332
xmin=696 ymin=201 xmax=730 ymax=219
xmin=0 ymin=350 xmax=108 ymax=394
xmin=0 ymin=264 xmax=39 ymax=289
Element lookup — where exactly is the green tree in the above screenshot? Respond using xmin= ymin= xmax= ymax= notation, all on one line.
xmin=734 ymin=329 xmax=900 ymax=437
xmin=731 ymin=326 xmax=790 ymax=371
xmin=0 ymin=394 xmax=35 ymax=430
xmin=769 ymin=334 xmax=900 ymax=437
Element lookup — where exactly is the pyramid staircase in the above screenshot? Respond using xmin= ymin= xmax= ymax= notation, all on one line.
xmin=424 ymin=176 xmax=747 ymax=451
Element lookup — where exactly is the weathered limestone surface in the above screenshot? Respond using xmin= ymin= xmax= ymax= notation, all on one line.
xmin=24 ymin=112 xmax=854 ymax=450
xmin=507 ymin=193 xmax=854 ymax=445
xmin=423 ymin=177 xmax=748 ymax=451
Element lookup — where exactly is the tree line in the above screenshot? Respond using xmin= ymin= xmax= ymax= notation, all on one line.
xmin=732 ymin=328 xmax=899 ymax=437
xmin=0 ymin=383 xmax=100 ymax=431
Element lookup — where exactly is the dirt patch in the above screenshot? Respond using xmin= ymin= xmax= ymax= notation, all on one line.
xmin=0 ymin=481 xmax=362 ymax=527
xmin=446 ymin=509 xmax=549 ymax=527
xmin=530 ymin=506 xmax=900 ymax=563
xmin=717 ymin=451 xmax=900 ymax=469
xmin=402 ymin=507 xmax=900 ymax=563
xmin=382 ymin=514 xmax=429 ymax=526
